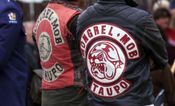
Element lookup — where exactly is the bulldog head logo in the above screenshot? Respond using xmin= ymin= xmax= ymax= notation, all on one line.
xmin=87 ymin=41 xmax=125 ymax=83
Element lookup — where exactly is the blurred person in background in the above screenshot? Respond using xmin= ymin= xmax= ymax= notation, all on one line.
xmin=18 ymin=2 xmax=46 ymax=106
xmin=153 ymin=0 xmax=170 ymax=11
xmin=153 ymin=8 xmax=171 ymax=41
xmin=169 ymin=1 xmax=175 ymax=64
xmin=33 ymin=0 xmax=89 ymax=106
xmin=152 ymin=7 xmax=175 ymax=106
xmin=0 ymin=0 xmax=28 ymax=106
xmin=153 ymin=7 xmax=175 ymax=65
xmin=24 ymin=21 xmax=42 ymax=106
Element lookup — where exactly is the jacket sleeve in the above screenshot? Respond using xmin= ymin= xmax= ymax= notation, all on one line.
xmin=0 ymin=5 xmax=22 ymax=67
xmin=136 ymin=14 xmax=168 ymax=69
xmin=67 ymin=14 xmax=79 ymax=36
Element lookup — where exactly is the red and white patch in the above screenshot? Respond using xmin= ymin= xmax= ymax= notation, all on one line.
xmin=80 ymin=23 xmax=140 ymax=98
xmin=87 ymin=41 xmax=125 ymax=83
xmin=33 ymin=8 xmax=65 ymax=82
xmin=38 ymin=32 xmax=52 ymax=62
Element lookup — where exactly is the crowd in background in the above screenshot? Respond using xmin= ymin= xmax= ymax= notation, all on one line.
xmin=152 ymin=0 xmax=175 ymax=66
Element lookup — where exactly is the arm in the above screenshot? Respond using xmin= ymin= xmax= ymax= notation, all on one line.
xmin=137 ymin=14 xmax=168 ymax=69
xmin=138 ymin=14 xmax=175 ymax=105
xmin=67 ymin=14 xmax=80 ymax=48
xmin=0 ymin=5 xmax=22 ymax=67
xmin=68 ymin=14 xmax=79 ymax=36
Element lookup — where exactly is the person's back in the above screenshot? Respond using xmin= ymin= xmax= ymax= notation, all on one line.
xmin=77 ymin=0 xmax=169 ymax=106
xmin=0 ymin=0 xmax=28 ymax=106
xmin=33 ymin=0 xmax=89 ymax=106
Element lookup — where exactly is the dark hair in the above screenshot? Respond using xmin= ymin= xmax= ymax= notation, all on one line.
xmin=153 ymin=8 xmax=171 ymax=20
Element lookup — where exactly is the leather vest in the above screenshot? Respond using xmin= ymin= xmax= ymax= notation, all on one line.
xmin=33 ymin=2 xmax=82 ymax=89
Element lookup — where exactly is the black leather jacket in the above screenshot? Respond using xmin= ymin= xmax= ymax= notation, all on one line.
xmin=77 ymin=0 xmax=168 ymax=106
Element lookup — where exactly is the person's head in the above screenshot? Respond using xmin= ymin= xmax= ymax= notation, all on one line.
xmin=153 ymin=8 xmax=171 ymax=30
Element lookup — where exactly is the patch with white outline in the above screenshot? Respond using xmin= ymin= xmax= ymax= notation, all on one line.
xmin=87 ymin=41 xmax=125 ymax=83
xmin=80 ymin=23 xmax=140 ymax=98
xmin=33 ymin=8 xmax=65 ymax=82
xmin=38 ymin=32 xmax=52 ymax=62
